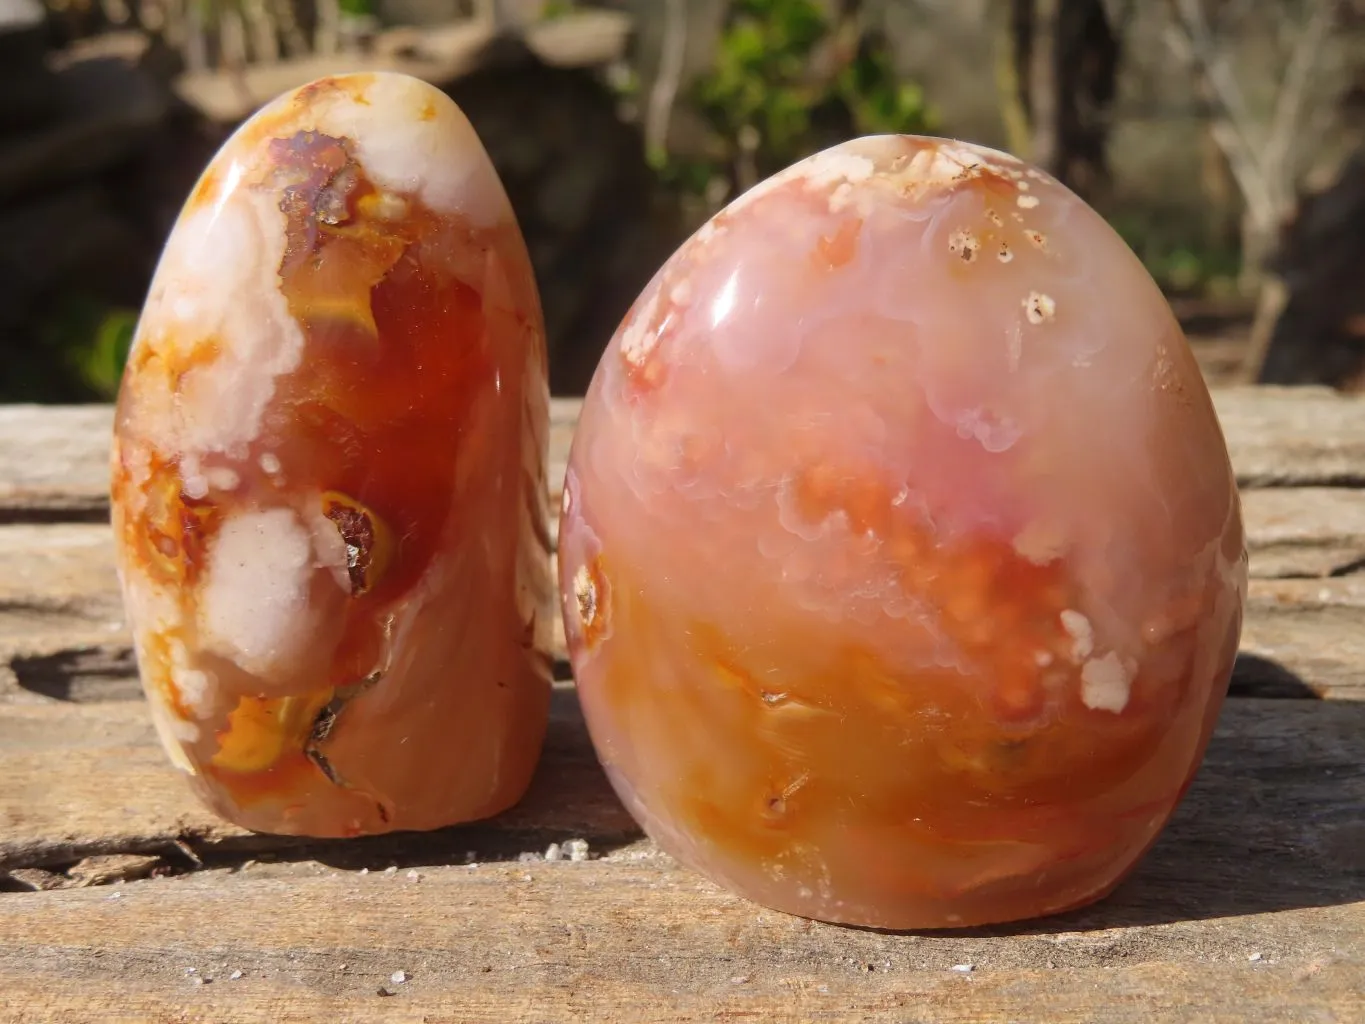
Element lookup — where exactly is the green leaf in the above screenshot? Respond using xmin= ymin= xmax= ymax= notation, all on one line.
xmin=70 ymin=307 xmax=138 ymax=400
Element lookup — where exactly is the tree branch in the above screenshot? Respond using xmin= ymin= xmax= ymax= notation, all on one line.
xmin=1099 ymin=0 xmax=1135 ymax=33
xmin=1162 ymin=0 xmax=1275 ymax=221
xmin=1167 ymin=0 xmax=1260 ymax=143
xmin=644 ymin=0 xmax=688 ymax=159
xmin=1262 ymin=0 xmax=1336 ymax=207
xmin=993 ymin=0 xmax=1032 ymax=157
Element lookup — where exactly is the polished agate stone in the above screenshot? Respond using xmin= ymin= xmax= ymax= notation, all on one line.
xmin=559 ymin=136 xmax=1247 ymax=929
xmin=111 ymin=73 xmax=554 ymax=837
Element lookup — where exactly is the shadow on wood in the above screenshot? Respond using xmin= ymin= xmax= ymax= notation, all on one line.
xmin=1230 ymin=651 xmax=1324 ymax=700
xmin=11 ymin=644 xmax=140 ymax=702
xmin=934 ymin=698 xmax=1365 ymax=937
xmin=191 ymin=686 xmax=643 ymax=874
xmin=146 ymin=697 xmax=1365 ymax=933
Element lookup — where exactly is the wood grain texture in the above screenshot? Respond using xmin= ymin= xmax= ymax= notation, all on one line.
xmin=0 ymin=400 xmax=581 ymax=518
xmin=5 ymin=572 xmax=1360 ymax=702
xmin=3 ymin=390 xmax=1365 ymax=518
xmin=0 ymin=695 xmax=1361 ymax=1022
xmin=1213 ymin=386 xmax=1365 ymax=487
xmin=3 ymin=391 xmax=1363 ymax=1021
xmin=1242 ymin=488 xmax=1365 ymax=577
xmin=1234 ymin=577 xmax=1365 ymax=699
xmin=0 ymin=868 xmax=1360 ymax=1024
xmin=0 ymin=406 xmax=112 ymax=519
xmin=0 ymin=686 xmax=636 ymax=871
xmin=3 ymin=687 xmax=1363 ymax=892
xmin=0 ymin=962 xmax=1359 ymax=1024
xmin=4 ymin=486 xmax=1365 ymax=703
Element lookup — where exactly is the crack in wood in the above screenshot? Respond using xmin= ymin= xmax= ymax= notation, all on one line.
xmin=1328 ymin=555 xmax=1365 ymax=577
xmin=0 ymin=507 xmax=112 ymax=526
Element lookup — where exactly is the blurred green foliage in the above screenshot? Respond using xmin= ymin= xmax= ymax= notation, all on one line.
xmin=1110 ymin=212 xmax=1243 ymax=298
xmin=652 ymin=0 xmax=936 ymax=205
xmin=541 ymin=0 xmax=576 ymax=19
xmin=692 ymin=0 xmax=831 ymax=163
xmin=3 ymin=296 xmax=138 ymax=404
xmin=13 ymin=0 xmax=1255 ymax=406
xmin=71 ymin=307 xmax=139 ymax=398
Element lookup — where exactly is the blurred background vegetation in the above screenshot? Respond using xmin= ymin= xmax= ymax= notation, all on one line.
xmin=3 ymin=0 xmax=1364 ymax=400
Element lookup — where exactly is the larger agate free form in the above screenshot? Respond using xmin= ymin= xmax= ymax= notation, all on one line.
xmin=110 ymin=73 xmax=554 ymax=837
xmin=559 ymin=136 xmax=1247 ymax=929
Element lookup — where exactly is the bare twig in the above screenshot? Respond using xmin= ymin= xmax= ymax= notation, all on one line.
xmin=314 ymin=0 xmax=339 ymax=55
xmin=1163 ymin=0 xmax=1273 ymax=220
xmin=1213 ymin=0 xmax=1259 ymax=35
xmin=483 ymin=0 xmax=522 ymax=31
xmin=1099 ymin=0 xmax=1138 ymax=35
xmin=1240 ymin=275 xmax=1290 ymax=383
xmin=992 ymin=1 xmax=1031 ymax=157
xmin=1162 ymin=0 xmax=1342 ymax=382
xmin=242 ymin=0 xmax=279 ymax=64
xmin=645 ymin=0 xmax=688 ymax=159
xmin=1028 ymin=0 xmax=1061 ymax=171
xmin=269 ymin=0 xmax=308 ymax=57
xmin=184 ymin=0 xmax=207 ymax=73
xmin=1170 ymin=0 xmax=1257 ymax=130
xmin=220 ymin=3 xmax=249 ymax=70
xmin=1262 ymin=1 xmax=1336 ymax=206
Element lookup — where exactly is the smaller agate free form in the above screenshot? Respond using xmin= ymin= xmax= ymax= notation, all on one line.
xmin=559 ymin=136 xmax=1247 ymax=929
xmin=111 ymin=73 xmax=554 ymax=837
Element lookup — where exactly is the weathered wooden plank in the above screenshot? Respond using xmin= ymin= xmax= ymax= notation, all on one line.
xmin=2 ymin=679 xmax=1363 ymax=895
xmin=0 ymin=881 xmax=1360 ymax=1024
xmin=4 ymin=481 xmax=1365 ymax=701
xmin=1237 ymin=579 xmax=1365 ymax=700
xmin=0 ymin=399 xmax=580 ymax=518
xmin=0 ymin=686 xmax=636 ymax=872
xmin=0 ymin=690 xmax=1361 ymax=1024
xmin=0 ymin=406 xmax=112 ymax=518
xmin=0 ymin=960 xmax=1359 ymax=1024
xmin=0 ymin=524 xmax=123 ymax=641
xmin=7 ymin=570 xmax=1361 ymax=703
xmin=1242 ymin=488 xmax=1365 ymax=577
xmin=3 ymin=390 xmax=1364 ymax=518
xmin=9 ymin=487 xmax=1363 ymax=617
xmin=1213 ymin=386 xmax=1365 ymax=487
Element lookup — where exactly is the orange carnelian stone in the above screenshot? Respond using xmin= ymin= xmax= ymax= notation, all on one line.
xmin=559 ymin=136 xmax=1247 ymax=929
xmin=111 ymin=73 xmax=554 ymax=837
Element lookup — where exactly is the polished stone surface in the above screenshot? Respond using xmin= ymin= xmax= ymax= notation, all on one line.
xmin=559 ymin=135 xmax=1246 ymax=928
xmin=112 ymin=73 xmax=554 ymax=837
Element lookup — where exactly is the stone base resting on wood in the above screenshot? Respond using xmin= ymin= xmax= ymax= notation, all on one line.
xmin=0 ymin=388 xmax=1362 ymax=1022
